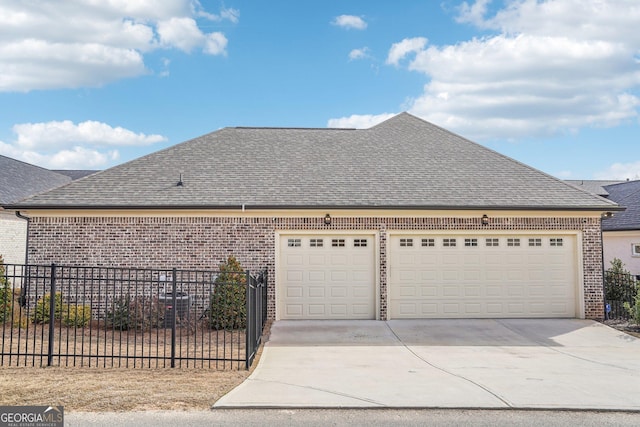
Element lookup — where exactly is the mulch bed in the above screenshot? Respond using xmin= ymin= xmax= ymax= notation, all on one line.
xmin=602 ymin=319 xmax=640 ymax=339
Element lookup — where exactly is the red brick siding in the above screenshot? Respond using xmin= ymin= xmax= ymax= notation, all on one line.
xmin=27 ymin=215 xmax=604 ymax=320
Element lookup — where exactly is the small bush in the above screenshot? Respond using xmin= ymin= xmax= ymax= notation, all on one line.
xmin=107 ymin=296 xmax=163 ymax=331
xmin=209 ymin=256 xmax=246 ymax=330
xmin=62 ymin=304 xmax=92 ymax=327
xmin=604 ymin=258 xmax=636 ymax=302
xmin=0 ymin=256 xmax=11 ymax=323
xmin=623 ymin=290 xmax=640 ymax=324
xmin=32 ymin=293 xmax=64 ymax=324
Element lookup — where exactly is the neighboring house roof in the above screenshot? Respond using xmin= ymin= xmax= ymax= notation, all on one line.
xmin=52 ymin=170 xmax=99 ymax=180
xmin=0 ymin=155 xmax=72 ymax=204
xmin=6 ymin=113 xmax=620 ymax=211
xmin=601 ymin=180 xmax=640 ymax=231
xmin=565 ymin=180 xmax=624 ymax=197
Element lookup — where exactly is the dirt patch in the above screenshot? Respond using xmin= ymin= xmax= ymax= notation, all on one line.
xmin=0 ymin=322 xmax=271 ymax=412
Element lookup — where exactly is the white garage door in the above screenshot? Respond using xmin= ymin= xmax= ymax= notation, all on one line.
xmin=278 ymin=235 xmax=375 ymax=320
xmin=389 ymin=234 xmax=578 ymax=318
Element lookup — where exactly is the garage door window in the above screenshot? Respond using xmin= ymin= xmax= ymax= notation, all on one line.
xmin=464 ymin=238 xmax=478 ymax=247
xmin=310 ymin=238 xmax=324 ymax=247
xmin=443 ymin=238 xmax=456 ymax=247
xmin=332 ymin=239 xmax=346 ymax=247
xmin=507 ymin=238 xmax=520 ymax=247
xmin=486 ymin=238 xmax=499 ymax=247
xmin=550 ymin=238 xmax=564 ymax=247
xmin=422 ymin=238 xmax=435 ymax=247
xmin=288 ymin=238 xmax=301 ymax=247
xmin=528 ymin=238 xmax=542 ymax=247
xmin=354 ymin=239 xmax=368 ymax=247
xmin=400 ymin=238 xmax=413 ymax=247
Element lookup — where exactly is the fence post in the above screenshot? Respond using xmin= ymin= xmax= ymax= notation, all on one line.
xmin=47 ymin=263 xmax=57 ymax=367
xmin=245 ymin=270 xmax=251 ymax=370
xmin=171 ymin=268 xmax=177 ymax=368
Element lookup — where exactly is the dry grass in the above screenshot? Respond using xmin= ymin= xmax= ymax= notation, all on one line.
xmin=0 ymin=322 xmax=270 ymax=412
xmin=0 ymin=366 xmax=251 ymax=411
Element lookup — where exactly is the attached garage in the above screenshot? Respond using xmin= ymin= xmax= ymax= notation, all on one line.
xmin=9 ymin=113 xmax=620 ymax=321
xmin=277 ymin=234 xmax=376 ymax=320
xmin=389 ymin=233 xmax=580 ymax=319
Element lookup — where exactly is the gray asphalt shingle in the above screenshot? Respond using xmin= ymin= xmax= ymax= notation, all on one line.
xmin=0 ymin=155 xmax=72 ymax=204
xmin=7 ymin=113 xmax=619 ymax=210
xmin=601 ymin=180 xmax=640 ymax=231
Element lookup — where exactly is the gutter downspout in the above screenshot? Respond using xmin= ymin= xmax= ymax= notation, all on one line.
xmin=15 ymin=211 xmax=29 ymax=307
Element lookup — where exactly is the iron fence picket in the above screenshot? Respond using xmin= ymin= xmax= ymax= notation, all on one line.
xmin=0 ymin=263 xmax=267 ymax=370
xmin=604 ymin=271 xmax=638 ymax=320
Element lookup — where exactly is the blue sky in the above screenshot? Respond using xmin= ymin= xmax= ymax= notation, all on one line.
xmin=0 ymin=0 xmax=639 ymax=180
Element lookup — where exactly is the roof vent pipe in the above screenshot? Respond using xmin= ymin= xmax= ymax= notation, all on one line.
xmin=177 ymin=173 xmax=183 ymax=187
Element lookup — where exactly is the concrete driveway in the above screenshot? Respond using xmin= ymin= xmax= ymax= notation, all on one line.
xmin=214 ymin=319 xmax=640 ymax=410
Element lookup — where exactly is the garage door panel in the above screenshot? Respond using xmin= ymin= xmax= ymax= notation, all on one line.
xmin=287 ymin=254 xmax=304 ymax=265
xmin=287 ymin=287 xmax=303 ymax=298
xmin=390 ymin=234 xmax=577 ymax=319
xmin=286 ymin=305 xmax=303 ymax=316
xmin=309 ymin=305 xmax=325 ymax=315
xmin=331 ymin=270 xmax=347 ymax=281
xmin=399 ymin=286 xmax=416 ymax=297
xmin=308 ymin=287 xmax=325 ymax=298
xmin=279 ymin=235 xmax=375 ymax=320
xmin=464 ymin=303 xmax=482 ymax=314
xmin=287 ymin=270 xmax=303 ymax=281
xmin=308 ymin=255 xmax=325 ymax=265
xmin=308 ymin=271 xmax=325 ymax=281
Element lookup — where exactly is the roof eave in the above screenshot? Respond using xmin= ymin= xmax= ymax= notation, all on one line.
xmin=4 ymin=203 xmax=625 ymax=212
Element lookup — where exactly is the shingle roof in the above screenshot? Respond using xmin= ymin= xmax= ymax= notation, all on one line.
xmin=565 ymin=180 xmax=624 ymax=197
xmin=601 ymin=180 xmax=640 ymax=231
xmin=0 ymin=155 xmax=72 ymax=204
xmin=6 ymin=113 xmax=619 ymax=211
xmin=52 ymin=170 xmax=99 ymax=180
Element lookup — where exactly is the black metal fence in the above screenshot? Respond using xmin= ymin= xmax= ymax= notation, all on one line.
xmin=604 ymin=270 xmax=638 ymax=320
xmin=0 ymin=263 xmax=267 ymax=369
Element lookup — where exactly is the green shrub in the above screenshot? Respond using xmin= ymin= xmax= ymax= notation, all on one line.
xmin=623 ymin=290 xmax=640 ymax=324
xmin=62 ymin=304 xmax=92 ymax=327
xmin=209 ymin=256 xmax=246 ymax=330
xmin=0 ymin=256 xmax=11 ymax=323
xmin=107 ymin=296 xmax=162 ymax=331
xmin=604 ymin=258 xmax=636 ymax=302
xmin=32 ymin=292 xmax=64 ymax=324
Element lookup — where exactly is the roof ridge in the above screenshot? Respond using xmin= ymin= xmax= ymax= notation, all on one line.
xmin=233 ymin=126 xmax=356 ymax=130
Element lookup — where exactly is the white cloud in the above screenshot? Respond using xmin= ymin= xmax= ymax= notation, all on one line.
xmin=0 ymin=1 xmax=237 ymax=92
xmin=386 ymin=37 xmax=428 ymax=66
xmin=332 ymin=15 xmax=367 ymax=30
xmin=327 ymin=113 xmax=397 ymax=129
xmin=203 ymin=32 xmax=228 ymax=56
xmin=594 ymin=161 xmax=640 ymax=180
xmin=13 ymin=120 xmax=166 ymax=150
xmin=0 ymin=120 xmax=166 ymax=169
xmin=456 ymin=0 xmax=492 ymax=27
xmin=196 ymin=5 xmax=240 ymax=24
xmin=383 ymin=0 xmax=640 ymax=140
xmin=349 ymin=47 xmax=370 ymax=61
xmin=157 ymin=17 xmax=207 ymax=52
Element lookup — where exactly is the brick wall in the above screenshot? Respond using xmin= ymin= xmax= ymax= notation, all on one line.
xmin=27 ymin=215 xmax=604 ymax=320
xmin=0 ymin=211 xmax=27 ymax=264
